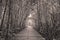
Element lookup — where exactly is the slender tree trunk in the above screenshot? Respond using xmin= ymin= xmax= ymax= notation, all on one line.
xmin=5 ymin=0 xmax=11 ymax=40
xmin=0 ymin=0 xmax=8 ymax=31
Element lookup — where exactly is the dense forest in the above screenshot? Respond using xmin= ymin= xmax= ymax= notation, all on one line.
xmin=0 ymin=0 xmax=60 ymax=40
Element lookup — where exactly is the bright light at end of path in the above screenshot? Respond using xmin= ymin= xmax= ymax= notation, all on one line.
xmin=28 ymin=14 xmax=32 ymax=17
xmin=27 ymin=26 xmax=32 ymax=29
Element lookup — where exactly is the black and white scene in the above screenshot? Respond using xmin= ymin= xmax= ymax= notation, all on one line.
xmin=0 ymin=0 xmax=60 ymax=40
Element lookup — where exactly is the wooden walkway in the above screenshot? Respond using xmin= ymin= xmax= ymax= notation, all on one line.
xmin=15 ymin=26 xmax=45 ymax=40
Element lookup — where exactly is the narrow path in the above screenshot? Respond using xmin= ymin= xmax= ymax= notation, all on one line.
xmin=15 ymin=27 xmax=45 ymax=40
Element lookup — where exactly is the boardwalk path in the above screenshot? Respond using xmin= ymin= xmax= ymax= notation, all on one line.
xmin=15 ymin=27 xmax=45 ymax=40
